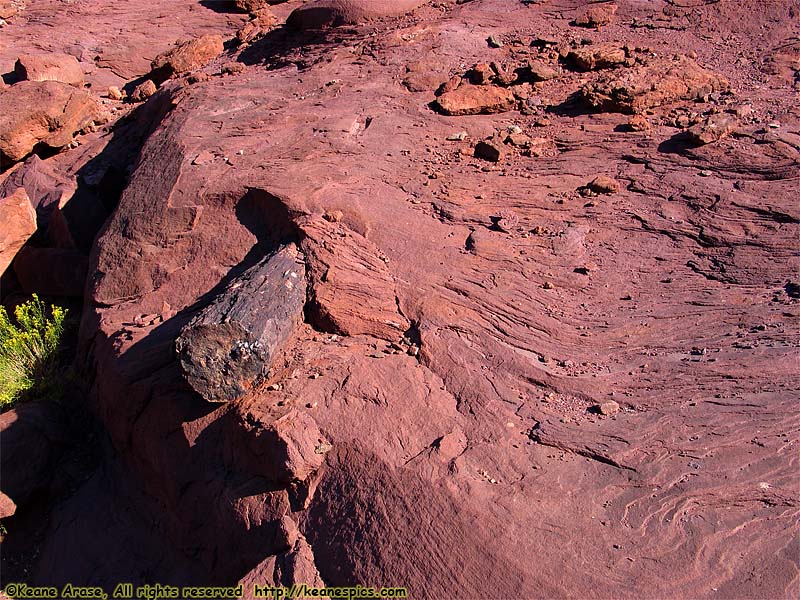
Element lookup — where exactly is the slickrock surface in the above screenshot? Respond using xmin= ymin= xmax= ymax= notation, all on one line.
xmin=1 ymin=0 xmax=798 ymax=598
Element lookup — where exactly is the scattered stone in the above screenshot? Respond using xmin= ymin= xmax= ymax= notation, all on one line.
xmin=524 ymin=137 xmax=557 ymax=157
xmin=0 ymin=188 xmax=36 ymax=274
xmin=527 ymin=59 xmax=558 ymax=82
xmin=487 ymin=35 xmax=503 ymax=48
xmin=490 ymin=62 xmax=517 ymax=86
xmin=474 ymin=138 xmax=504 ymax=162
xmin=151 ymin=34 xmax=225 ymax=81
xmin=0 ymin=490 xmax=16 ymax=519
xmin=542 ymin=281 xmax=554 ymax=290
xmin=566 ymin=44 xmax=627 ymax=71
xmin=467 ymin=63 xmax=495 ymax=85
xmin=107 ymin=85 xmax=124 ymax=100
xmin=435 ymin=85 xmax=517 ymax=116
xmin=235 ymin=0 xmax=267 ymax=13
xmin=686 ymin=113 xmax=738 ymax=145
xmin=446 ymin=131 xmax=468 ymax=141
xmin=222 ymin=62 xmax=246 ymax=76
xmin=582 ymin=56 xmax=729 ymax=114
xmin=435 ymin=74 xmax=462 ymax=97
xmin=595 ymin=401 xmax=620 ymax=415
xmin=505 ymin=132 xmax=532 ymax=148
xmin=588 ymin=175 xmax=620 ymax=194
xmin=0 ymin=80 xmax=104 ymax=163
xmin=494 ymin=209 xmax=519 ymax=232
xmin=627 ymin=114 xmax=651 ymax=132
xmin=15 ymin=53 xmax=84 ymax=87
xmin=130 ymin=79 xmax=157 ymax=102
xmin=322 ymin=209 xmax=344 ymax=222
xmin=574 ymin=3 xmax=618 ymax=29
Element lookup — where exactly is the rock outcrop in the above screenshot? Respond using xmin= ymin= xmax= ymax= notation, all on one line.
xmin=14 ymin=53 xmax=84 ymax=87
xmin=0 ymin=80 xmax=104 ymax=163
xmin=0 ymin=187 xmax=35 ymax=274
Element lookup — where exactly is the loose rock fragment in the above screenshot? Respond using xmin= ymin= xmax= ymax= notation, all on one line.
xmin=0 ymin=80 xmax=103 ymax=162
xmin=595 ymin=401 xmax=620 ymax=415
xmin=435 ymin=85 xmax=517 ymax=116
xmin=151 ymin=35 xmax=225 ymax=81
xmin=566 ymin=44 xmax=627 ymax=71
xmin=574 ymin=3 xmax=618 ymax=29
xmin=582 ymin=56 xmax=729 ymax=114
xmin=474 ymin=138 xmax=504 ymax=162
xmin=14 ymin=53 xmax=84 ymax=87
xmin=588 ymin=175 xmax=620 ymax=194
xmin=130 ymin=79 xmax=157 ymax=102
xmin=0 ymin=188 xmax=36 ymax=274
xmin=686 ymin=113 xmax=738 ymax=145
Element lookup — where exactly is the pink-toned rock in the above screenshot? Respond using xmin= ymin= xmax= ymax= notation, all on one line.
xmin=435 ymin=84 xmax=517 ymax=116
xmin=228 ymin=408 xmax=327 ymax=484
xmin=0 ymin=80 xmax=103 ymax=163
xmin=0 ymin=188 xmax=36 ymax=274
xmin=686 ymin=113 xmax=739 ymax=145
xmin=583 ymin=56 xmax=729 ymax=113
xmin=151 ymin=34 xmax=225 ymax=80
xmin=0 ymin=490 xmax=16 ymax=519
xmin=0 ymin=402 xmax=70 ymax=507
xmin=14 ymin=53 xmax=84 ymax=87
xmin=588 ymin=175 xmax=621 ymax=194
xmin=299 ymin=216 xmax=410 ymax=340
xmin=574 ymin=3 xmax=618 ymax=28
xmin=566 ymin=44 xmax=627 ymax=71
xmin=130 ymin=79 xmax=157 ymax=102
xmin=287 ymin=0 xmax=427 ymax=29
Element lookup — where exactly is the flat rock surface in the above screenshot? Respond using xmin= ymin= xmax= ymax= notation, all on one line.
xmin=1 ymin=0 xmax=798 ymax=598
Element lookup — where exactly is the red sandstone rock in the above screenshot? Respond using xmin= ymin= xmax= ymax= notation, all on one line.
xmin=15 ymin=53 xmax=84 ymax=87
xmin=566 ymin=43 xmax=627 ymax=71
xmin=582 ymin=56 xmax=729 ymax=113
xmin=0 ymin=80 xmax=104 ymax=163
xmin=686 ymin=113 xmax=739 ymax=145
xmin=287 ymin=0 xmax=428 ymax=29
xmin=435 ymin=84 xmax=517 ymax=115
xmin=151 ymin=35 xmax=225 ymax=81
xmin=130 ymin=79 xmax=157 ymax=102
xmin=6 ymin=1 xmax=798 ymax=597
xmin=0 ymin=188 xmax=35 ymax=274
xmin=574 ymin=2 xmax=618 ymax=29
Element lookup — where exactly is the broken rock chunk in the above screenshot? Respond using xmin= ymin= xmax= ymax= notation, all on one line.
xmin=435 ymin=85 xmax=517 ymax=116
xmin=0 ymin=80 xmax=104 ymax=163
xmin=582 ymin=56 xmax=729 ymax=114
xmin=151 ymin=34 xmax=225 ymax=81
xmin=14 ymin=53 xmax=84 ymax=87
xmin=0 ymin=188 xmax=36 ymax=274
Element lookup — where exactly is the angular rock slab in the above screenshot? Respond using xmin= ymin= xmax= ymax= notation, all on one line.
xmin=175 ymin=244 xmax=307 ymax=403
xmin=287 ymin=0 xmax=428 ymax=29
xmin=15 ymin=53 xmax=84 ymax=87
xmin=434 ymin=84 xmax=517 ymax=116
xmin=582 ymin=56 xmax=729 ymax=114
xmin=0 ymin=80 xmax=103 ymax=163
xmin=151 ymin=34 xmax=224 ymax=81
xmin=0 ymin=187 xmax=36 ymax=274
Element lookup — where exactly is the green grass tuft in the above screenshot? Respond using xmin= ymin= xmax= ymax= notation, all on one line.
xmin=0 ymin=295 xmax=67 ymax=409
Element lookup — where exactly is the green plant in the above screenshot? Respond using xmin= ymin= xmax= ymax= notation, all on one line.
xmin=0 ymin=295 xmax=67 ymax=409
